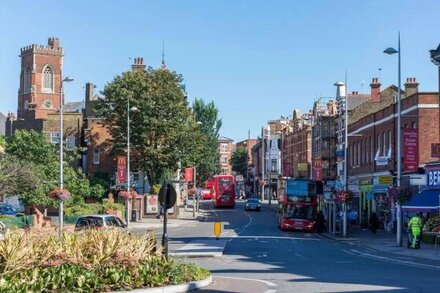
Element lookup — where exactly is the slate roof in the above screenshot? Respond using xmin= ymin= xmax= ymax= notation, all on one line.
xmin=218 ymin=135 xmax=234 ymax=142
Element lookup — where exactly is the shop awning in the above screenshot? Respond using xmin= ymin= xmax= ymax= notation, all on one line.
xmin=402 ymin=189 xmax=440 ymax=211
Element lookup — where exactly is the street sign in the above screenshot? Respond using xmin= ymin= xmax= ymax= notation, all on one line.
xmin=378 ymin=175 xmax=392 ymax=186
xmin=235 ymin=175 xmax=244 ymax=182
xmin=159 ymin=183 xmax=177 ymax=209
xmin=410 ymin=174 xmax=427 ymax=186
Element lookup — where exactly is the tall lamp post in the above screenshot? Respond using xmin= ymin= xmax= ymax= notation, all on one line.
xmin=384 ymin=32 xmax=402 ymax=246
xmin=429 ymin=44 xmax=440 ymax=159
xmin=126 ymin=96 xmax=138 ymax=227
xmin=59 ymin=76 xmax=74 ymax=238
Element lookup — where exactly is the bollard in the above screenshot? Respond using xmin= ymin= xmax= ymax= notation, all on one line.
xmin=214 ymin=222 xmax=221 ymax=240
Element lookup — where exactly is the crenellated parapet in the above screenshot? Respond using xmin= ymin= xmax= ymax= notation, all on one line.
xmin=20 ymin=37 xmax=63 ymax=56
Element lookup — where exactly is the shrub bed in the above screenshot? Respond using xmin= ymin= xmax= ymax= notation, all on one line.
xmin=0 ymin=230 xmax=209 ymax=292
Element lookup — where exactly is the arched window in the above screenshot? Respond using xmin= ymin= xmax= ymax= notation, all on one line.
xmin=24 ymin=67 xmax=31 ymax=93
xmin=42 ymin=65 xmax=54 ymax=92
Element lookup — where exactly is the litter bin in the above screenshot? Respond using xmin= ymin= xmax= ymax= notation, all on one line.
xmin=131 ymin=209 xmax=138 ymax=222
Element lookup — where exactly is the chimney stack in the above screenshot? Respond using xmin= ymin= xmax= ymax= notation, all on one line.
xmin=404 ymin=77 xmax=419 ymax=97
xmin=85 ymin=82 xmax=94 ymax=102
xmin=131 ymin=57 xmax=146 ymax=71
xmin=370 ymin=77 xmax=381 ymax=102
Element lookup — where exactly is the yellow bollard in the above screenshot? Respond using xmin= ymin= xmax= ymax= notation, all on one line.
xmin=214 ymin=222 xmax=221 ymax=240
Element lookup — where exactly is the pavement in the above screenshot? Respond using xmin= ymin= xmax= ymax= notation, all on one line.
xmin=321 ymin=228 xmax=440 ymax=262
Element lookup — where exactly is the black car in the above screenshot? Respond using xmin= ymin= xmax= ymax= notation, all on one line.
xmin=245 ymin=198 xmax=262 ymax=211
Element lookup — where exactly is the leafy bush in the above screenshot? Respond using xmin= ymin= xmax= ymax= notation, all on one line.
xmin=0 ymin=230 xmax=209 ymax=292
xmin=423 ymin=216 xmax=440 ymax=232
xmin=151 ymin=184 xmax=162 ymax=195
xmin=64 ymin=202 xmax=125 ymax=217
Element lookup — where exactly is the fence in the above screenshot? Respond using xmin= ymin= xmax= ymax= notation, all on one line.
xmin=0 ymin=215 xmax=34 ymax=229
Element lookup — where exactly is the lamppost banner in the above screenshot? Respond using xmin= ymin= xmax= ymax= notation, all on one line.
xmin=116 ymin=156 xmax=127 ymax=184
xmin=403 ymin=128 xmax=418 ymax=172
xmin=184 ymin=167 xmax=194 ymax=182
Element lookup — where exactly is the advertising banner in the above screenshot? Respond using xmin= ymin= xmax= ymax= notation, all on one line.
xmin=403 ymin=128 xmax=418 ymax=172
xmin=146 ymin=194 xmax=158 ymax=214
xmin=184 ymin=167 xmax=194 ymax=182
xmin=313 ymin=159 xmax=322 ymax=181
xmin=116 ymin=156 xmax=127 ymax=184
xmin=298 ymin=163 xmax=308 ymax=171
xmin=283 ymin=163 xmax=291 ymax=177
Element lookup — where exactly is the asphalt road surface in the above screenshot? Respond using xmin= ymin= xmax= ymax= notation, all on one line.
xmin=150 ymin=200 xmax=440 ymax=293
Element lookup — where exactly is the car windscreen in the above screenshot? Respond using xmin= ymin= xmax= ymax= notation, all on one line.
xmin=247 ymin=199 xmax=259 ymax=203
xmin=81 ymin=217 xmax=104 ymax=227
xmin=105 ymin=216 xmax=124 ymax=227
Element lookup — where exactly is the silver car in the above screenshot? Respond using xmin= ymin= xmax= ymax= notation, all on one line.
xmin=74 ymin=215 xmax=127 ymax=231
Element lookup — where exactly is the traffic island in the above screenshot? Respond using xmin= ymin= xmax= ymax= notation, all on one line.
xmin=0 ymin=229 xmax=211 ymax=292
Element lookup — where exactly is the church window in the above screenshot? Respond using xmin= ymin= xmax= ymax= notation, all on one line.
xmin=42 ymin=65 xmax=54 ymax=92
xmin=24 ymin=67 xmax=31 ymax=93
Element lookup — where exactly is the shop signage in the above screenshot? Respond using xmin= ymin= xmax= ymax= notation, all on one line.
xmin=427 ymin=170 xmax=440 ymax=187
xmin=116 ymin=156 xmax=127 ymax=184
xmin=410 ymin=174 xmax=427 ymax=186
xmin=184 ymin=167 xmax=194 ymax=182
xmin=375 ymin=156 xmax=389 ymax=166
xmin=403 ymin=128 xmax=418 ymax=172
xmin=378 ymin=175 xmax=392 ymax=186
xmin=146 ymin=194 xmax=158 ymax=214
xmin=298 ymin=163 xmax=308 ymax=171
xmin=431 ymin=143 xmax=440 ymax=158
xmin=359 ymin=179 xmax=373 ymax=185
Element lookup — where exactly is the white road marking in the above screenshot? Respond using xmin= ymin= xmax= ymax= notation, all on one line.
xmin=264 ymin=290 xmax=277 ymax=293
xmin=343 ymin=248 xmax=440 ymax=270
xmin=234 ymin=235 xmax=320 ymax=241
xmin=214 ymin=275 xmax=278 ymax=287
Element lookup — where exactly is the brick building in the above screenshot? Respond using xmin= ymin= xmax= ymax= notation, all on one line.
xmin=235 ymin=138 xmax=257 ymax=167
xmin=311 ymin=99 xmax=338 ymax=182
xmin=281 ymin=110 xmax=311 ymax=178
xmin=346 ymin=77 xmax=440 ymax=227
xmin=218 ymin=136 xmax=234 ymax=175
xmin=7 ymin=37 xmax=83 ymax=154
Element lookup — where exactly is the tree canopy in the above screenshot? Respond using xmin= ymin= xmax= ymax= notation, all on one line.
xmin=191 ymin=98 xmax=222 ymax=183
xmin=96 ymin=68 xmax=205 ymax=184
xmin=230 ymin=146 xmax=248 ymax=176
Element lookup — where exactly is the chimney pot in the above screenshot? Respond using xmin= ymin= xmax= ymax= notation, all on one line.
xmin=370 ymin=77 xmax=381 ymax=102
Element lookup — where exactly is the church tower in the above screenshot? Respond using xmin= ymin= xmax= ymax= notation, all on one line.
xmin=18 ymin=37 xmax=63 ymax=120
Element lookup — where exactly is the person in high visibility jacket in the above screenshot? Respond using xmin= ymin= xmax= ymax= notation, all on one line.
xmin=408 ymin=212 xmax=423 ymax=248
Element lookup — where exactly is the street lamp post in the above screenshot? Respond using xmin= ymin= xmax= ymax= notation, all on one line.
xmin=59 ymin=76 xmax=74 ymax=238
xmin=126 ymin=96 xmax=138 ymax=227
xmin=429 ymin=44 xmax=440 ymax=161
xmin=384 ymin=32 xmax=402 ymax=246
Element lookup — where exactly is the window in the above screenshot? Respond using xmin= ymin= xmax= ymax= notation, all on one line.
xmin=221 ymin=167 xmax=228 ymax=175
xmin=377 ymin=134 xmax=381 ymax=156
xmin=383 ymin=132 xmax=387 ymax=157
xmin=221 ymin=156 xmax=227 ymax=165
xmin=24 ymin=67 xmax=30 ymax=93
xmin=370 ymin=137 xmax=373 ymax=163
xmin=93 ymin=149 xmax=100 ymax=165
xmin=357 ymin=141 xmax=361 ymax=167
xmin=221 ymin=143 xmax=228 ymax=153
xmin=50 ymin=131 xmax=60 ymax=144
xmin=271 ymin=159 xmax=277 ymax=172
xmin=412 ymin=122 xmax=417 ymax=128
xmin=42 ymin=65 xmax=54 ymax=92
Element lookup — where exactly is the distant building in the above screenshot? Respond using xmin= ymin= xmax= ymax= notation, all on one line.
xmin=218 ymin=136 xmax=234 ymax=175
xmin=0 ymin=112 xmax=6 ymax=136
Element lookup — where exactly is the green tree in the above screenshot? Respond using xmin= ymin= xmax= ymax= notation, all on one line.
xmin=230 ymin=146 xmax=248 ymax=176
xmin=0 ymin=156 xmax=39 ymax=199
xmin=96 ymin=67 xmax=204 ymax=184
xmin=5 ymin=130 xmax=104 ymax=207
xmin=191 ymin=98 xmax=222 ymax=183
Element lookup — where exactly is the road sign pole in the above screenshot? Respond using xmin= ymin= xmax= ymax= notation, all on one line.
xmin=161 ymin=181 xmax=169 ymax=260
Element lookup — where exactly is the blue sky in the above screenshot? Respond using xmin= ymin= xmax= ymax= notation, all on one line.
xmin=1 ymin=0 xmax=440 ymax=142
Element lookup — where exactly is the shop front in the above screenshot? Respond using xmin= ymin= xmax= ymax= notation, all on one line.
xmin=366 ymin=175 xmax=394 ymax=232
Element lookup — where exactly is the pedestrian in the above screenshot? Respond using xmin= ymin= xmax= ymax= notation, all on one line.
xmin=316 ymin=210 xmax=325 ymax=233
xmin=369 ymin=212 xmax=379 ymax=234
xmin=348 ymin=209 xmax=358 ymax=232
xmin=408 ymin=212 xmax=423 ymax=249
xmin=183 ymin=196 xmax=188 ymax=211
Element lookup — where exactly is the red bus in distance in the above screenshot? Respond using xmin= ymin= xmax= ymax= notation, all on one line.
xmin=213 ymin=175 xmax=236 ymax=208
xmin=202 ymin=178 xmax=214 ymax=199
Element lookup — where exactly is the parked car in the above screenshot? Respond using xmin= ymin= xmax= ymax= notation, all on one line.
xmin=0 ymin=204 xmax=18 ymax=216
xmin=201 ymin=188 xmax=213 ymax=200
xmin=245 ymin=198 xmax=262 ymax=211
xmin=74 ymin=215 xmax=127 ymax=231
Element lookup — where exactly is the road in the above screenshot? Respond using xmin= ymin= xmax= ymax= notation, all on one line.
xmin=150 ymin=200 xmax=440 ymax=293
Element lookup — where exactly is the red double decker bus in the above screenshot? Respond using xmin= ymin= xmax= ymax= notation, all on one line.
xmin=212 ymin=175 xmax=236 ymax=208
xmin=278 ymin=178 xmax=318 ymax=232
xmin=202 ymin=178 xmax=215 ymax=200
